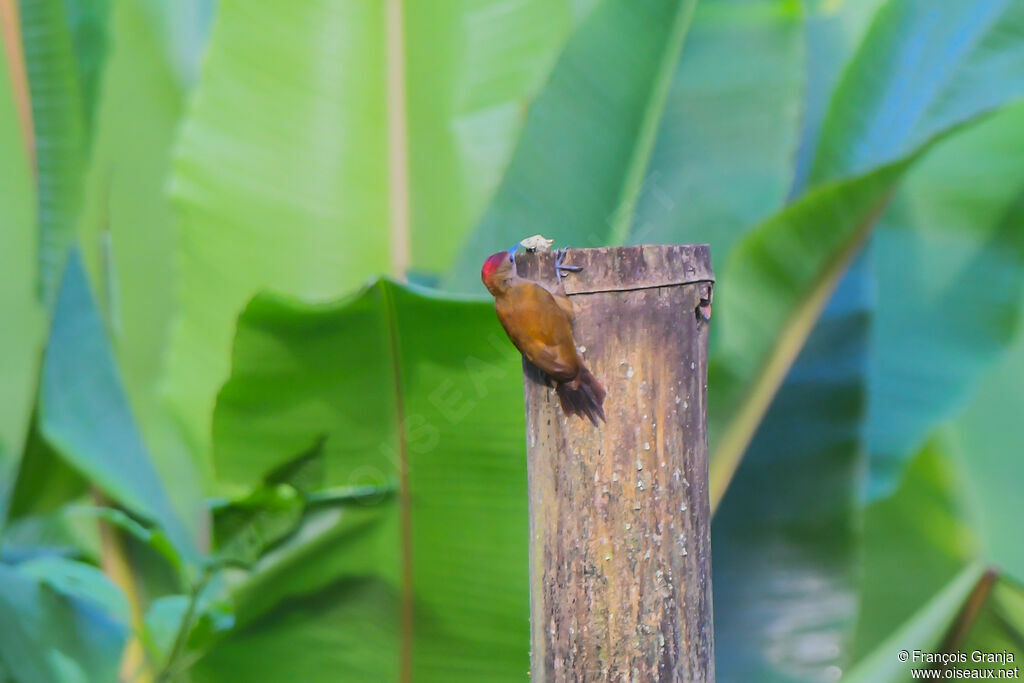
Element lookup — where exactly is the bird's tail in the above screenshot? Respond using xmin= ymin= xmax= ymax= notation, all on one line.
xmin=556 ymin=364 xmax=606 ymax=426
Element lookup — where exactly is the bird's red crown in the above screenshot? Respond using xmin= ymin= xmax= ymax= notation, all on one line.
xmin=481 ymin=251 xmax=510 ymax=284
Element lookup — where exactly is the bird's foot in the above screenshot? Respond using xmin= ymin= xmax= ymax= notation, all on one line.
xmin=554 ymin=248 xmax=582 ymax=285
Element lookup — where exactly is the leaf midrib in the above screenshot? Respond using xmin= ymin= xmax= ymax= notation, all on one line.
xmin=381 ymin=282 xmax=414 ymax=683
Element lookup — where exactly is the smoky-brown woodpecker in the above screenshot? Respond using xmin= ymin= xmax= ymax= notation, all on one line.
xmin=481 ymin=246 xmax=606 ymax=425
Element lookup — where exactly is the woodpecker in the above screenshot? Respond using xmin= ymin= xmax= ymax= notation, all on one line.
xmin=481 ymin=246 xmax=605 ymax=425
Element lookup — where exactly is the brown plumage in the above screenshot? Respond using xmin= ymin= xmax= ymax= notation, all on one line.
xmin=481 ymin=250 xmax=606 ymax=425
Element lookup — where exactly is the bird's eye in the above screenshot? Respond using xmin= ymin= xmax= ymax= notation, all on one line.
xmin=508 ymin=255 xmax=514 ymax=262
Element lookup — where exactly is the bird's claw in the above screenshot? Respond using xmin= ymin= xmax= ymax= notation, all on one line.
xmin=554 ymin=248 xmax=582 ymax=285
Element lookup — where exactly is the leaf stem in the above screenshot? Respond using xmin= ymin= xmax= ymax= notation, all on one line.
xmin=386 ymin=0 xmax=410 ymax=279
xmin=0 ymin=0 xmax=36 ymax=172
xmin=156 ymin=564 xmax=215 ymax=683
xmin=93 ymin=491 xmax=152 ymax=682
xmin=934 ymin=567 xmax=1000 ymax=669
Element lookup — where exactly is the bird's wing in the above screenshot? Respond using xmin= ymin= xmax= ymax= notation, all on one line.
xmin=496 ymin=281 xmax=580 ymax=382
xmin=550 ymin=290 xmax=575 ymax=322
xmin=539 ymin=280 xmax=575 ymax=321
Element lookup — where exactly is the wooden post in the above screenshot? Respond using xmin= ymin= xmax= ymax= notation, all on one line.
xmin=517 ymin=245 xmax=715 ymax=682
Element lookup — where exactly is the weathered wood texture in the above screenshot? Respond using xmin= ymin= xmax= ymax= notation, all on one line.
xmin=516 ymin=245 xmax=715 ymax=682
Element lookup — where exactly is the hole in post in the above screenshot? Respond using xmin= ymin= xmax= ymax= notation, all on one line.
xmin=695 ymin=283 xmax=713 ymax=322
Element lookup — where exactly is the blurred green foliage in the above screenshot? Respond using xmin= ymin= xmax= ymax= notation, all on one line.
xmin=1 ymin=0 xmax=1023 ymax=680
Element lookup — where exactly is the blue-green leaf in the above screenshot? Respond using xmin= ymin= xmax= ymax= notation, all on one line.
xmin=39 ymin=250 xmax=191 ymax=553
xmin=0 ymin=558 xmax=128 ymax=682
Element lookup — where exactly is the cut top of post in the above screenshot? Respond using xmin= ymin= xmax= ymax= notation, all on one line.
xmin=515 ymin=244 xmax=714 ymax=295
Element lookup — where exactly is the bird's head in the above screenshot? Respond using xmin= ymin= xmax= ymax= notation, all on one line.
xmin=481 ymin=244 xmax=518 ymax=295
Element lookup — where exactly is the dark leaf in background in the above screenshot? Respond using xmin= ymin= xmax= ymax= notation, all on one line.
xmin=6 ymin=409 xmax=87 ymax=521
xmin=62 ymin=0 xmax=114 ymax=136
xmin=714 ymin=255 xmax=869 ymax=681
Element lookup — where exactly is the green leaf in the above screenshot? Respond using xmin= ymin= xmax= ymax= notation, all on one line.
xmin=62 ymin=0 xmax=114 ymax=135
xmin=213 ymin=484 xmax=304 ymax=568
xmin=950 ymin=579 xmax=1024 ymax=676
xmin=447 ymin=0 xmax=699 ymax=291
xmin=0 ymin=509 xmax=102 ymax=565
xmin=713 ymin=95 xmax=1024 ymax=681
xmin=224 ymin=504 xmax=393 ymax=631
xmin=630 ymin=0 xmax=805 ymax=263
xmin=76 ymin=0 xmax=192 ymax=413
xmin=161 ymin=0 xmax=583 ymax=474
xmin=39 ymin=249 xmax=192 ymax=553
xmin=198 ymin=281 xmax=529 ymax=681
xmin=402 ymin=0 xmax=581 ymax=274
xmin=142 ymin=594 xmax=192 ymax=666
xmin=192 ymin=578 xmax=401 ymax=683
xmin=0 ymin=558 xmax=129 ymax=682
xmin=141 ymin=584 xmax=234 ymax=674
xmin=708 ymin=161 xmax=903 ymax=508
xmin=142 ymin=0 xmax=214 ymax=88
xmin=705 ymin=5 xmax=884 ymax=669
xmin=811 ymin=0 xmax=1024 ymax=184
xmin=845 ymin=563 xmax=988 ymax=683
xmin=867 ymin=103 xmax=1024 ymax=497
xmin=209 ymin=440 xmax=390 ymax=570
xmin=261 ymin=436 xmax=326 ymax=494
xmin=846 ymin=297 xmax=1024 ymax=675
xmin=63 ymin=505 xmax=184 ymax=579
xmin=854 ymin=439 xmax=979 ymax=659
xmin=0 ymin=27 xmax=43 ymax=505
xmin=18 ymin=555 xmax=131 ymax=622
xmin=947 ymin=302 xmax=1024 ymax=583
xmin=789 ymin=0 xmax=886 ymax=194
xmin=6 ymin=409 xmax=87 ymax=520
xmin=19 ymin=0 xmax=88 ymax=304
xmin=74 ymin=0 xmax=208 ymax=537
xmin=711 ymin=26 xmax=1024 ymax=675
xmin=854 ymin=348 xmax=1024 ymax=663
xmin=853 ymin=442 xmax=1016 ymax=675
xmin=713 ymin=258 xmax=870 ymax=681
xmin=708 ymin=0 xmax=1024 ymax=506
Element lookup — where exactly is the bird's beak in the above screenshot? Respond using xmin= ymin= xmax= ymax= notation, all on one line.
xmin=507 ymin=243 xmax=520 ymax=256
